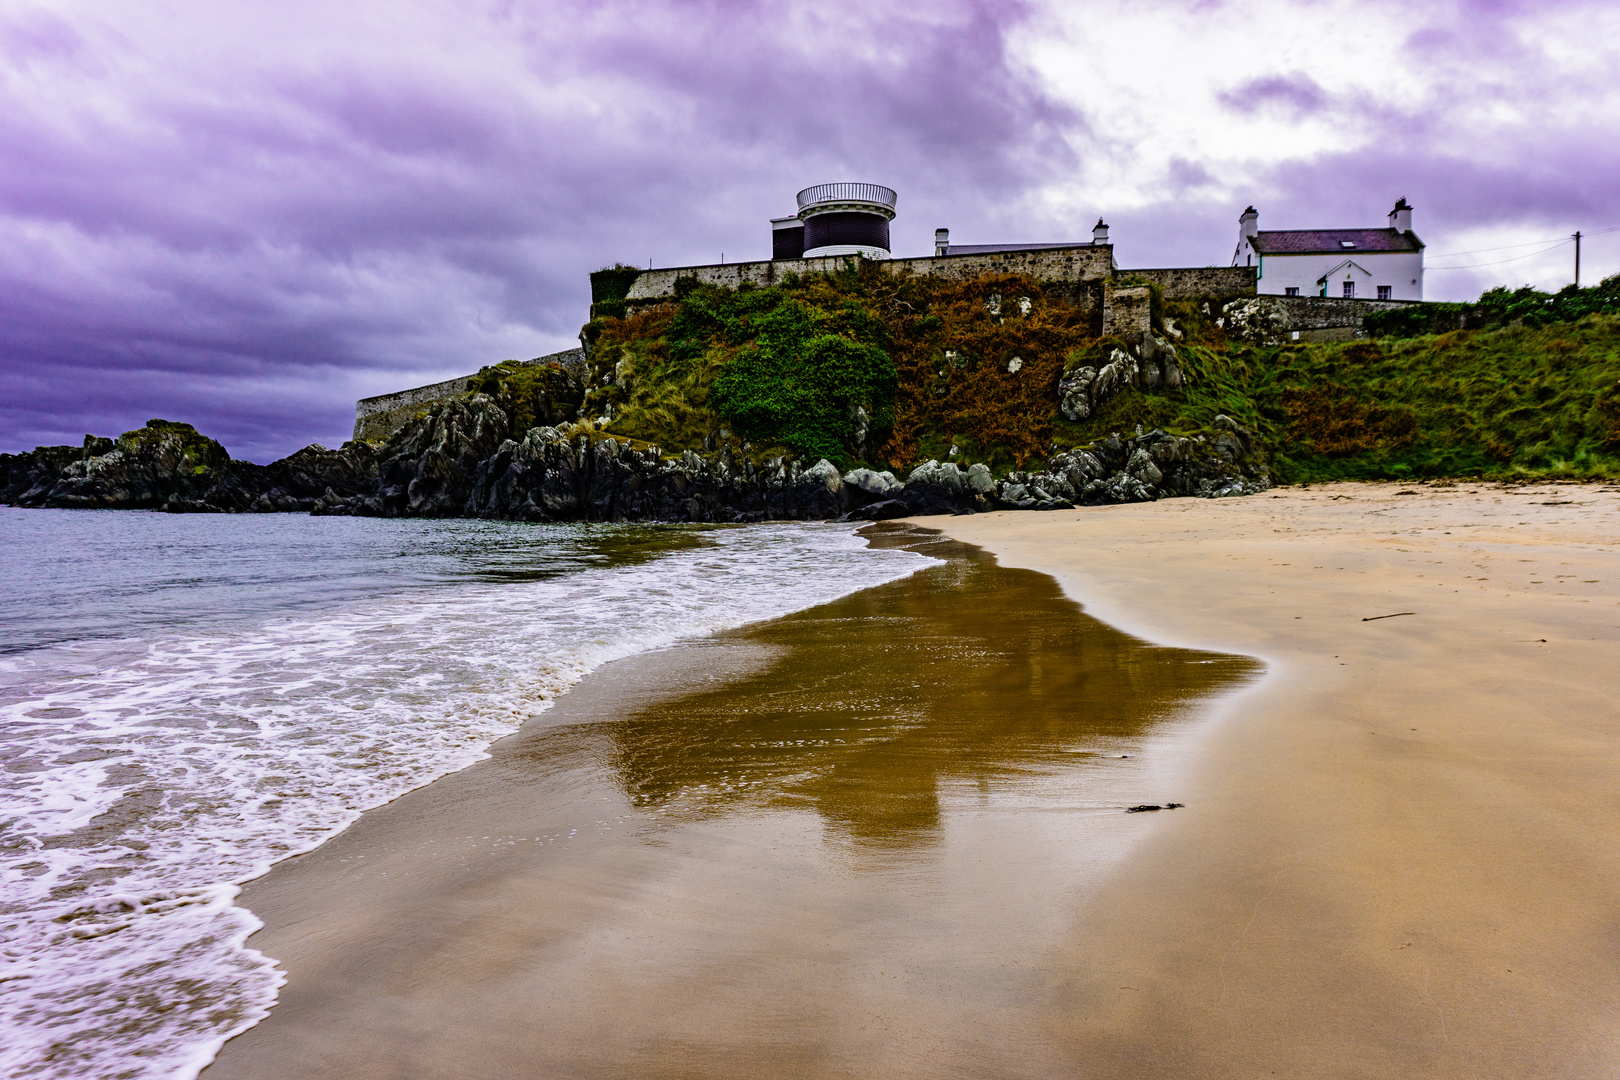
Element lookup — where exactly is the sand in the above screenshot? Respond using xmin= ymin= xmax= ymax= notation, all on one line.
xmin=204 ymin=481 xmax=1620 ymax=1079
xmin=205 ymin=531 xmax=1253 ymax=1080
xmin=929 ymin=480 xmax=1620 ymax=1078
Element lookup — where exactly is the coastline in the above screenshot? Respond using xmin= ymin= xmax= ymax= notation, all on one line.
xmin=923 ymin=480 xmax=1620 ymax=1077
xmin=203 ymin=527 xmax=1256 ymax=1079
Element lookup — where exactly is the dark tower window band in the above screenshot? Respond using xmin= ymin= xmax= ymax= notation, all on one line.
xmin=803 ymin=212 xmax=890 ymax=253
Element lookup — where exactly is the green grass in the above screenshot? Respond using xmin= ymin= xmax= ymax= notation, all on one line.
xmin=1238 ymin=318 xmax=1620 ymax=482
xmin=578 ymin=269 xmax=1620 ymax=482
xmin=118 ymin=419 xmax=231 ymax=471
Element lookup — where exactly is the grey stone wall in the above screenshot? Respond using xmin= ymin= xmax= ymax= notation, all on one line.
xmin=622 ymin=246 xmax=1119 ymax=303
xmin=353 ymin=376 xmax=475 ymax=443
xmin=1103 ymin=286 xmax=1153 ymax=338
xmin=353 ymin=348 xmax=585 ymax=443
xmin=1274 ymin=296 xmax=1420 ymax=332
xmin=1123 ymin=266 xmax=1256 ymax=301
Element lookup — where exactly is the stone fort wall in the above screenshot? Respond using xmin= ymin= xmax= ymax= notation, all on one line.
xmin=353 ymin=348 xmax=585 ymax=443
xmin=619 ymin=253 xmax=1257 ymax=306
xmin=1125 ymin=266 xmax=1257 ymax=301
xmin=1270 ymin=295 xmax=1422 ymax=341
xmin=622 ymin=246 xmax=1119 ymax=303
xmin=352 ymin=258 xmax=1426 ymax=442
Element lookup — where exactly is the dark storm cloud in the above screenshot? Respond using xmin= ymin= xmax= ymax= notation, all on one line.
xmin=2 ymin=0 xmax=1614 ymax=459
xmin=0 ymin=0 xmax=1079 ymax=460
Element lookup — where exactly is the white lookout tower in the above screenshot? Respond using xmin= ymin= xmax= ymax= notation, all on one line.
xmin=770 ymin=182 xmax=897 ymax=260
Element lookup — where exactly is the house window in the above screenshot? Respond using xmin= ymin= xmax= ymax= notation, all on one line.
xmin=1343 ymin=281 xmax=1356 ymax=298
xmin=1377 ymin=285 xmax=1392 ymax=300
xmin=1285 ymin=287 xmax=1299 ymax=296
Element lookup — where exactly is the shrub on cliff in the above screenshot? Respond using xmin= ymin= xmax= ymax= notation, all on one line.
xmin=468 ymin=360 xmax=583 ymax=432
xmin=1365 ymin=275 xmax=1620 ymax=339
xmin=1254 ymin=318 xmax=1620 ymax=480
xmin=711 ymin=333 xmax=895 ymax=462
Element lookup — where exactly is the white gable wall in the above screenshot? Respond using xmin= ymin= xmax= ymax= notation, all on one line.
xmin=1255 ymin=250 xmax=1423 ymax=300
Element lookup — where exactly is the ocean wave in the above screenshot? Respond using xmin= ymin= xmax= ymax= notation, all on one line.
xmin=0 ymin=521 xmax=927 ymax=1079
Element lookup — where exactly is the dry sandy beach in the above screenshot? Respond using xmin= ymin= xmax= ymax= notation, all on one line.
xmin=934 ymin=480 xmax=1620 ymax=1078
xmin=205 ymin=481 xmax=1620 ymax=1079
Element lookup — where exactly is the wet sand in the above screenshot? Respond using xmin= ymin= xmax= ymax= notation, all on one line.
xmin=205 ymin=529 xmax=1255 ymax=1079
xmin=931 ymin=481 xmax=1620 ymax=1078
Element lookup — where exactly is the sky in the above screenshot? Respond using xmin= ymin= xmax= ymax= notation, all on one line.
xmin=3 ymin=0 xmax=1618 ymax=461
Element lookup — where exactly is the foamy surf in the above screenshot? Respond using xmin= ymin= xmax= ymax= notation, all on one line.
xmin=0 ymin=517 xmax=928 ymax=1079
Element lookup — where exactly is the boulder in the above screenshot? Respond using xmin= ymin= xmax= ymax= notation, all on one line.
xmin=844 ymin=468 xmax=903 ymax=498
xmin=1058 ymin=366 xmax=1097 ymax=420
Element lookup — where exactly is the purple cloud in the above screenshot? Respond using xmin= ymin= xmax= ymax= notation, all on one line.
xmin=1217 ymin=73 xmax=1329 ymax=118
xmin=0 ymin=0 xmax=1080 ymax=460
xmin=1 ymin=0 xmax=1615 ymax=460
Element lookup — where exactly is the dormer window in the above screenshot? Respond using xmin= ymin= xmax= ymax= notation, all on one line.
xmin=1340 ymin=240 xmax=1356 ymax=248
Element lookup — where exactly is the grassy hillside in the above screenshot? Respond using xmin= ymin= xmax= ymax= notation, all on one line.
xmin=587 ymin=264 xmax=1102 ymax=472
xmin=582 ymin=264 xmax=1620 ymax=483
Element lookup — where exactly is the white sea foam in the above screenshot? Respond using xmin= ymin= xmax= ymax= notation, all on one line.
xmin=0 ymin=522 xmax=928 ymax=1080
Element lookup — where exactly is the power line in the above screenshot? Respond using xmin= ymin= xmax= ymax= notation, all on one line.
xmin=1427 ymin=236 xmax=1576 ymax=259
xmin=1426 ymin=238 xmax=1574 ymax=271
xmin=1426 ymin=224 xmax=1620 ymax=261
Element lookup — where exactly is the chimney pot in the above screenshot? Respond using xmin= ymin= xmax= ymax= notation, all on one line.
xmin=1239 ymin=205 xmax=1259 ymax=240
xmin=1092 ymin=218 xmax=1109 ymax=245
xmin=1389 ymin=197 xmax=1413 ymax=233
xmin=935 ymin=228 xmax=949 ymax=256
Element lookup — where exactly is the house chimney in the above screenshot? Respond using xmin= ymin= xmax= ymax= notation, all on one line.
xmin=935 ymin=228 xmax=949 ymax=256
xmin=1092 ymin=218 xmax=1109 ymax=245
xmin=1389 ymin=197 xmax=1413 ymax=233
xmin=1239 ymin=205 xmax=1259 ymax=240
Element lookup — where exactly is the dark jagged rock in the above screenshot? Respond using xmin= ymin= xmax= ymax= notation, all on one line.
xmin=435 ymin=428 xmax=865 ymax=523
xmin=4 ymin=401 xmax=1268 ymax=521
xmin=2 ymin=421 xmax=383 ymax=514
xmin=10 ymin=421 xmax=230 ymax=510
xmin=367 ymin=394 xmax=512 ymax=517
xmin=241 ymin=442 xmax=380 ymax=512
xmin=842 ymin=499 xmax=911 ymax=522
xmin=1 ymin=442 xmax=81 ymax=503
xmin=988 ymin=417 xmax=1269 ymax=510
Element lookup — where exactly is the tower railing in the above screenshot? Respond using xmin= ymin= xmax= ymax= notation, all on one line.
xmin=796 ymin=183 xmax=898 ymax=211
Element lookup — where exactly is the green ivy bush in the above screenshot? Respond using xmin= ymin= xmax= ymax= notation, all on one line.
xmin=712 ymin=333 xmax=896 ymax=462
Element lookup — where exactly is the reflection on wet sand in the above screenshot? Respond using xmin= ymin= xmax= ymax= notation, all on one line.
xmin=206 ymin=526 xmax=1258 ymax=1080
xmin=599 ymin=528 xmax=1256 ymax=848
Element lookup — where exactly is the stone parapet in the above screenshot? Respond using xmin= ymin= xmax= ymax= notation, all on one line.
xmin=622 ymin=246 xmax=1119 ymax=304
xmin=1122 ymin=266 xmax=1257 ymax=301
xmin=1273 ymin=295 xmax=1420 ymax=331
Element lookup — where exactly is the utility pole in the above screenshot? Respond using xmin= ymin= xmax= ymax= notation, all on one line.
xmin=1574 ymin=231 xmax=1582 ymax=288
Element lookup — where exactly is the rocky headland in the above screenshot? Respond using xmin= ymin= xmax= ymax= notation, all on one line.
xmin=15 ymin=267 xmax=1612 ymax=521
xmin=0 ymin=392 xmax=1268 ymax=522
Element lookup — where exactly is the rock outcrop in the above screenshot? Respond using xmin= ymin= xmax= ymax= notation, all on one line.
xmin=1219 ymin=297 xmax=1292 ymax=345
xmin=1059 ymin=332 xmax=1184 ymax=422
xmin=4 ymin=399 xmax=1268 ymax=522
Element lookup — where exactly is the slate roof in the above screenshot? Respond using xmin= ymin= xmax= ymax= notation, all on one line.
xmin=1250 ymin=228 xmax=1423 ymax=255
xmin=940 ymin=242 xmax=1092 ymax=255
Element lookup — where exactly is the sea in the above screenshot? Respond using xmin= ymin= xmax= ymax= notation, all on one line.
xmin=0 ymin=508 xmax=930 ymax=1080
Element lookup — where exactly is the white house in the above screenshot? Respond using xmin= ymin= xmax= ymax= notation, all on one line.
xmin=1231 ymin=199 xmax=1424 ymax=300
